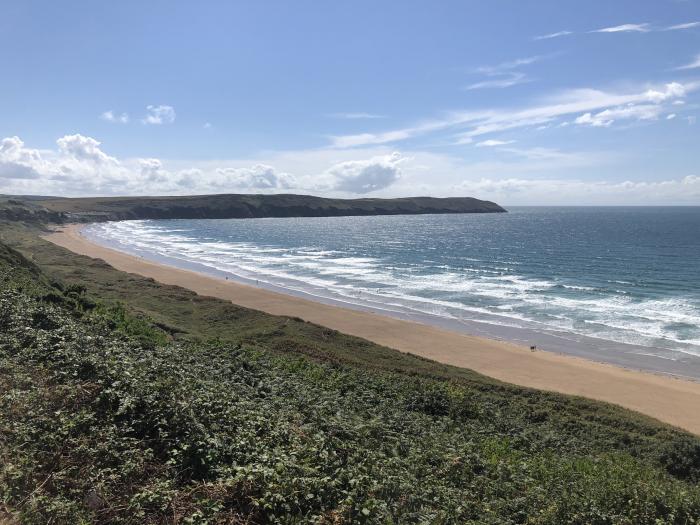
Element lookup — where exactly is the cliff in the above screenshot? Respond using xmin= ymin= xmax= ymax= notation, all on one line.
xmin=17 ymin=193 xmax=506 ymax=222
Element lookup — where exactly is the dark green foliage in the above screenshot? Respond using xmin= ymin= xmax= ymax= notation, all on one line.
xmin=660 ymin=438 xmax=700 ymax=482
xmin=90 ymin=302 xmax=169 ymax=350
xmin=1 ymin=229 xmax=700 ymax=523
xmin=405 ymin=382 xmax=452 ymax=416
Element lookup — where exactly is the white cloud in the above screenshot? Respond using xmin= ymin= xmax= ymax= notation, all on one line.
xmin=574 ymin=112 xmax=609 ymax=127
xmin=665 ymin=22 xmax=700 ymax=31
xmin=56 ymin=134 xmax=118 ymax=165
xmin=0 ymin=136 xmax=45 ymax=179
xmin=215 ymin=164 xmax=297 ymax=190
xmin=676 ymin=54 xmax=700 ymax=70
xmin=667 ymin=113 xmax=677 ymax=120
xmin=0 ymin=134 xmax=137 ymax=192
xmin=534 ymin=30 xmax=573 ymax=40
xmin=644 ymin=82 xmax=686 ymax=102
xmin=2 ymin=134 xmax=697 ymax=205
xmin=175 ymin=168 xmax=203 ymax=188
xmin=142 ymin=105 xmax=176 ymax=125
xmin=138 ymin=158 xmax=170 ymax=183
xmin=327 ymin=112 xmax=385 ymax=119
xmin=332 ymin=80 xmax=696 ymax=148
xmin=0 ymin=141 xmax=404 ymax=196
xmin=0 ymin=134 xmax=301 ymax=195
xmin=476 ymin=139 xmax=515 ymax=147
xmin=575 ymin=104 xmax=663 ymax=127
xmin=592 ymin=23 xmax=650 ymax=33
xmin=0 ymin=137 xmax=42 ymax=166
xmin=323 ymin=152 xmax=404 ymax=193
xmin=100 ymin=110 xmax=129 ymax=124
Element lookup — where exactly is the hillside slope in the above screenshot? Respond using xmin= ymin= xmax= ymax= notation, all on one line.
xmin=33 ymin=193 xmax=506 ymax=222
xmin=1 ymin=225 xmax=699 ymax=523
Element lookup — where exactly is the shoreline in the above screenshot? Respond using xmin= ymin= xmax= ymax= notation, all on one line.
xmin=80 ymin=221 xmax=700 ymax=382
xmin=45 ymin=223 xmax=700 ymax=435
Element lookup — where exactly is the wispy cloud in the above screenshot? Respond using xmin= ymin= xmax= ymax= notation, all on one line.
xmin=592 ymin=23 xmax=650 ymax=33
xmin=465 ymin=55 xmax=547 ymax=91
xmin=331 ymin=128 xmax=432 ymax=148
xmin=142 ymin=105 xmax=176 ymax=125
xmin=327 ymin=112 xmax=386 ymax=119
xmin=100 ymin=110 xmax=129 ymax=124
xmin=534 ymin=30 xmax=573 ymax=40
xmin=665 ymin=21 xmax=700 ymax=31
xmin=676 ymin=53 xmax=700 ymax=70
xmin=465 ymin=72 xmax=529 ymax=90
xmin=473 ymin=55 xmax=545 ymax=74
xmin=331 ymin=81 xmax=696 ymax=148
xmin=535 ymin=21 xmax=698 ymax=39
xmin=476 ymin=139 xmax=516 ymax=147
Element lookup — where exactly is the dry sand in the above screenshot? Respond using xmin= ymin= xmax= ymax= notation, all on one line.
xmin=45 ymin=224 xmax=700 ymax=435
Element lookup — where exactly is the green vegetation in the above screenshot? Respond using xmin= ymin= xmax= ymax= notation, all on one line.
xmin=2 ymin=193 xmax=505 ymax=224
xmin=0 ymin=197 xmax=63 ymax=224
xmin=1 ymin=225 xmax=700 ymax=523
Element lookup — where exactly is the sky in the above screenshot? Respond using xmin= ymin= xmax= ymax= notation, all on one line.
xmin=1 ymin=0 xmax=699 ymax=205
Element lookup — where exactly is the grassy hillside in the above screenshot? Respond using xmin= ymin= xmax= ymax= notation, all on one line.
xmin=30 ymin=193 xmax=506 ymax=222
xmin=1 ymin=225 xmax=700 ymax=524
xmin=0 ymin=198 xmax=64 ymax=224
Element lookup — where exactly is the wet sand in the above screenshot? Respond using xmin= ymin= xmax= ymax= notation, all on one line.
xmin=45 ymin=224 xmax=700 ymax=435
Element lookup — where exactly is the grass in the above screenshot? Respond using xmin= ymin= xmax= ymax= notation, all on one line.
xmin=1 ymin=223 xmax=700 ymax=523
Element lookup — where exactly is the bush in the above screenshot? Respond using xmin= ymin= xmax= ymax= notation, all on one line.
xmin=660 ymin=437 xmax=700 ymax=482
xmin=1 ymin=241 xmax=700 ymax=523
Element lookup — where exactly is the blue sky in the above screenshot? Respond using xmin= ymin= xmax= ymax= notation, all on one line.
xmin=1 ymin=0 xmax=699 ymax=204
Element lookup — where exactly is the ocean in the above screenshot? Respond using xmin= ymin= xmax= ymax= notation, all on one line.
xmin=83 ymin=207 xmax=700 ymax=379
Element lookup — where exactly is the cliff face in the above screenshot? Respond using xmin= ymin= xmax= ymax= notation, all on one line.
xmin=34 ymin=194 xmax=506 ymax=222
xmin=1 ymin=194 xmax=506 ymax=225
xmin=0 ymin=199 xmax=65 ymax=224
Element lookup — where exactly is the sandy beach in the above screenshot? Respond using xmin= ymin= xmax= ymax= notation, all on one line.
xmin=45 ymin=224 xmax=700 ymax=435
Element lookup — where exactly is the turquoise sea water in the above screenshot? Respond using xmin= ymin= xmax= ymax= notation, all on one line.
xmin=84 ymin=207 xmax=700 ymax=377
